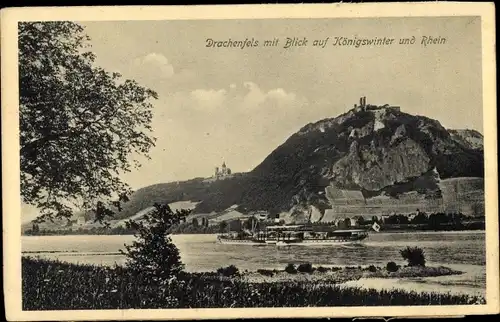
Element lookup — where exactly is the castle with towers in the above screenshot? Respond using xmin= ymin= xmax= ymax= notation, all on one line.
xmin=214 ymin=161 xmax=232 ymax=180
xmin=202 ymin=161 xmax=234 ymax=183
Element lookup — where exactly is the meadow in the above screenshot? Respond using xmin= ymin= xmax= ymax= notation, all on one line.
xmin=22 ymin=257 xmax=485 ymax=310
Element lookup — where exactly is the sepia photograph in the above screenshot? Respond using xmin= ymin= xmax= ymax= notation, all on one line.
xmin=2 ymin=3 xmax=498 ymax=321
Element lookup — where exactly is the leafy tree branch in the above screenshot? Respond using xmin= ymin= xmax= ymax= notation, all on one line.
xmin=19 ymin=21 xmax=158 ymax=222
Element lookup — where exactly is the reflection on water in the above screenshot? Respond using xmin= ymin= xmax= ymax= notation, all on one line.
xmin=22 ymin=231 xmax=486 ymax=296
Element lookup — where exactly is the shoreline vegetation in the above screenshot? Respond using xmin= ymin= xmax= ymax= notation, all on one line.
xmin=21 ymin=225 xmax=486 ymax=236
xmin=22 ymin=256 xmax=483 ymax=310
xmin=23 ymin=212 xmax=485 ymax=236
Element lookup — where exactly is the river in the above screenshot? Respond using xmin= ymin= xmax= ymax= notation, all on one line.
xmin=22 ymin=231 xmax=486 ymax=297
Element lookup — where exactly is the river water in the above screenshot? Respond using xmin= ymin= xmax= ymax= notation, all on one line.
xmin=22 ymin=231 xmax=486 ymax=297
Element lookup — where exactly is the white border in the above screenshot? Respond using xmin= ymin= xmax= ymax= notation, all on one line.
xmin=2 ymin=3 xmax=498 ymax=320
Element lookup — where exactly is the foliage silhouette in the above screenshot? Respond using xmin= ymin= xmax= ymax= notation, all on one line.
xmin=297 ymin=263 xmax=314 ymax=274
xmin=386 ymin=261 xmax=399 ymax=272
xmin=19 ymin=21 xmax=157 ymax=223
xmin=120 ymin=203 xmax=189 ymax=280
xmin=216 ymin=265 xmax=240 ymax=277
xmin=400 ymin=246 xmax=426 ymax=267
xmin=285 ymin=263 xmax=297 ymax=274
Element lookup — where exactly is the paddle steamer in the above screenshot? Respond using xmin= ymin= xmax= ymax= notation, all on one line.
xmin=216 ymin=224 xmax=372 ymax=246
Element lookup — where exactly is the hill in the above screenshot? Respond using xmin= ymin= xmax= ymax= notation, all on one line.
xmin=448 ymin=129 xmax=484 ymax=150
xmin=91 ymin=101 xmax=486 ymax=222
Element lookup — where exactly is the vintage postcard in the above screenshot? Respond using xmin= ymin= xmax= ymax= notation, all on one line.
xmin=2 ymin=2 xmax=499 ymax=321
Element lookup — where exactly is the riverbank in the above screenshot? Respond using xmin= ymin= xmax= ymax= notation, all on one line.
xmin=21 ymin=226 xmax=485 ymax=236
xmin=238 ymin=264 xmax=463 ymax=283
xmin=22 ymin=257 xmax=484 ymax=310
xmin=22 ymin=218 xmax=485 ymax=236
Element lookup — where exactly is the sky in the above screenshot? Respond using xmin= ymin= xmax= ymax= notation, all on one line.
xmin=21 ymin=16 xmax=483 ymax=222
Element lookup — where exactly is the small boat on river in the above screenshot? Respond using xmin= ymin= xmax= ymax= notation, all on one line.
xmin=216 ymin=224 xmax=370 ymax=246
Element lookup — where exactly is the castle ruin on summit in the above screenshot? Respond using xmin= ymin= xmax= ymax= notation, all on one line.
xmin=353 ymin=96 xmax=401 ymax=113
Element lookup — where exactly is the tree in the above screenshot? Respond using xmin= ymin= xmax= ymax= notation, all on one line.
xmin=470 ymin=202 xmax=484 ymax=217
xmin=400 ymin=246 xmax=426 ymax=267
xmin=219 ymin=221 xmax=228 ymax=233
xmin=243 ymin=216 xmax=259 ymax=231
xmin=285 ymin=263 xmax=297 ymax=274
xmin=398 ymin=215 xmax=410 ymax=225
xmin=428 ymin=212 xmax=448 ymax=229
xmin=120 ymin=203 xmax=189 ymax=279
xmin=31 ymin=223 xmax=40 ymax=233
xmin=216 ymin=265 xmax=239 ymax=277
xmin=385 ymin=214 xmax=409 ymax=225
xmin=19 ymin=22 xmax=158 ymax=223
xmin=191 ymin=218 xmax=199 ymax=228
xmin=411 ymin=212 xmax=428 ymax=225
xmin=386 ymin=261 xmax=399 ymax=272
xmin=354 ymin=216 xmax=366 ymax=226
xmin=297 ymin=263 xmax=314 ymax=274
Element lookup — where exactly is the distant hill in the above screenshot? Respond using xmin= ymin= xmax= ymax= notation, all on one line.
xmin=78 ymin=101 xmax=486 ymax=223
xmin=448 ymin=129 xmax=483 ymax=150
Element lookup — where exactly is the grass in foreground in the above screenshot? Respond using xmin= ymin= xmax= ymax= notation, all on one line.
xmin=22 ymin=257 xmax=485 ymax=310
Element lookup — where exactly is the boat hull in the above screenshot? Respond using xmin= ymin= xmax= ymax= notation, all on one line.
xmin=216 ymin=237 xmax=265 ymax=245
xmin=286 ymin=239 xmax=366 ymax=246
xmin=216 ymin=236 xmax=367 ymax=246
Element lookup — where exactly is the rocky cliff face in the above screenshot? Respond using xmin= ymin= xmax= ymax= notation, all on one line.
xmin=251 ymin=105 xmax=483 ymax=218
xmin=331 ymin=137 xmax=431 ymax=191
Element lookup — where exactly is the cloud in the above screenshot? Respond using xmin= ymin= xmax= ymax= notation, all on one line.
xmin=124 ymin=53 xmax=204 ymax=93
xmin=239 ymin=82 xmax=303 ymax=111
xmin=156 ymin=82 xmax=308 ymax=143
xmin=267 ymin=88 xmax=297 ymax=102
xmin=128 ymin=53 xmax=175 ymax=88
xmin=166 ymin=82 xmax=306 ymax=115
xmin=139 ymin=53 xmax=175 ymax=78
xmin=190 ymin=89 xmax=227 ymax=110
xmin=240 ymin=81 xmax=267 ymax=109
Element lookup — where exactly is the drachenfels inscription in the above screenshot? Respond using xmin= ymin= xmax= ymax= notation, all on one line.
xmin=205 ymin=35 xmax=446 ymax=48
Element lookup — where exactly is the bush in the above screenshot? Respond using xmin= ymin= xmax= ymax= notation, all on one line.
xmin=316 ymin=266 xmax=329 ymax=273
xmin=256 ymin=269 xmax=274 ymax=277
xmin=297 ymin=263 xmax=314 ymax=274
xmin=368 ymin=265 xmax=377 ymax=272
xmin=386 ymin=261 xmax=399 ymax=272
xmin=216 ymin=265 xmax=239 ymax=277
xmin=284 ymin=263 xmax=297 ymax=274
xmin=400 ymin=246 xmax=426 ymax=267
